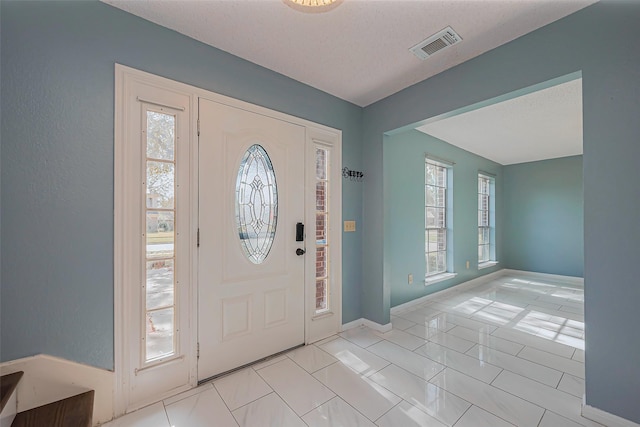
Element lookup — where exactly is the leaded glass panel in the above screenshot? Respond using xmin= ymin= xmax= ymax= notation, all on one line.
xmin=235 ymin=144 xmax=278 ymax=264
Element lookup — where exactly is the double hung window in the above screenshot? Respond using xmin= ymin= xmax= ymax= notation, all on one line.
xmin=425 ymin=158 xmax=450 ymax=277
xmin=478 ymin=173 xmax=496 ymax=267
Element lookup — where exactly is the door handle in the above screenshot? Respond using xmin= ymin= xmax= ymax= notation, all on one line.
xmin=296 ymin=248 xmax=306 ymax=256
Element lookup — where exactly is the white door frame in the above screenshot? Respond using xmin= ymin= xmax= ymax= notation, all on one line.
xmin=114 ymin=64 xmax=342 ymax=416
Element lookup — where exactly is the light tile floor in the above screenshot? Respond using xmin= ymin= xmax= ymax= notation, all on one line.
xmin=103 ymin=273 xmax=601 ymax=427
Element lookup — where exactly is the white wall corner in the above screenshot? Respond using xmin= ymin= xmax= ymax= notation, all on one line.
xmin=0 ymin=354 xmax=114 ymax=426
xmin=342 ymin=318 xmax=392 ymax=333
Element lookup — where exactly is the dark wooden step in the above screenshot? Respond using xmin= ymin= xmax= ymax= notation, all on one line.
xmin=0 ymin=371 xmax=23 ymax=413
xmin=11 ymin=390 xmax=94 ymax=427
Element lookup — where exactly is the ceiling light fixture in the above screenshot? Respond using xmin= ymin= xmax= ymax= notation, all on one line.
xmin=284 ymin=0 xmax=343 ymax=13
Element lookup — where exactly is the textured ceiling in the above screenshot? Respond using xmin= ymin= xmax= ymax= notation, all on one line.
xmin=416 ymin=78 xmax=583 ymax=165
xmin=102 ymin=0 xmax=595 ymax=107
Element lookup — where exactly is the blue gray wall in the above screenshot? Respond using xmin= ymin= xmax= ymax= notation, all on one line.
xmin=0 ymin=1 xmax=363 ymax=370
xmin=504 ymin=156 xmax=583 ymax=277
xmin=385 ymin=131 xmax=501 ymax=307
xmin=363 ymin=1 xmax=640 ymax=422
xmin=3 ymin=0 xmax=640 ymax=423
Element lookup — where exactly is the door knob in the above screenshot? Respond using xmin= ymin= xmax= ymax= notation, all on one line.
xmin=296 ymin=248 xmax=306 ymax=256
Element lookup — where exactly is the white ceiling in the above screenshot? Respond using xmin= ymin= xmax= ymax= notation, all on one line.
xmin=103 ymin=0 xmax=594 ymax=107
xmin=416 ymin=78 xmax=583 ymax=165
xmin=104 ymin=0 xmax=590 ymax=164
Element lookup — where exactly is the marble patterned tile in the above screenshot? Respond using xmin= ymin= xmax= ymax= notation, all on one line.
xmin=256 ymin=358 xmax=335 ymax=416
xmin=232 ymin=393 xmax=306 ymax=427
xmin=491 ymin=370 xmax=601 ymax=427
xmin=472 ymin=304 xmax=524 ymax=326
xmin=319 ymin=337 xmax=390 ymax=376
xmin=367 ymin=340 xmax=444 ymax=381
xmin=452 ymin=405 xmax=516 ymax=427
xmin=375 ymin=401 xmax=448 ymax=427
xmin=339 ymin=326 xmax=384 ymax=348
xmin=557 ymin=373 xmax=584 ymax=398
xmin=442 ymin=296 xmax=494 ymax=316
xmin=416 ymin=342 xmax=502 ymax=384
xmin=446 ymin=326 xmax=524 ymax=356
xmin=538 ymin=410 xmax=584 ymax=427
xmin=302 ymin=397 xmax=376 ymax=427
xmin=399 ymin=311 xmax=453 ymax=331
xmin=390 ymin=315 xmax=416 ymax=331
xmin=313 ymin=362 xmax=401 ymax=421
xmin=374 ymin=328 xmax=425 ymax=351
xmin=405 ymin=323 xmax=443 ymax=340
xmin=369 ymin=364 xmax=470 ymax=426
xmin=466 ymin=344 xmax=562 ymax=387
xmin=526 ymin=304 xmax=584 ymax=322
xmin=250 ymin=354 xmax=288 ymax=371
xmin=165 ymin=387 xmax=238 ymax=427
xmin=214 ymin=368 xmax=272 ymax=411
xmin=517 ymin=346 xmax=584 ymax=378
xmin=572 ymin=349 xmax=585 ymax=363
xmin=163 ymin=383 xmax=214 ymax=406
xmin=312 ymin=335 xmax=340 ymax=347
xmin=286 ymin=344 xmax=338 ymax=373
xmin=430 ymin=368 xmax=544 ymax=427
xmin=427 ymin=331 xmax=475 ymax=353
xmin=535 ymin=329 xmax=584 ymax=350
xmin=559 ymin=304 xmax=584 ymax=315
xmin=442 ymin=313 xmax=498 ymax=333
xmin=491 ymin=327 xmax=576 ymax=358
xmin=102 ymin=402 xmax=169 ymax=427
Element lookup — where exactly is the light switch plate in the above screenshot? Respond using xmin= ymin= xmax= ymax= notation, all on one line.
xmin=344 ymin=220 xmax=356 ymax=232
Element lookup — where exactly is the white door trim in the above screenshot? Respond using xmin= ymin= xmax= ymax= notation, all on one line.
xmin=114 ymin=64 xmax=341 ymax=416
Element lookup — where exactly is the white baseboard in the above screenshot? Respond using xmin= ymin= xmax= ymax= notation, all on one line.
xmin=582 ymin=399 xmax=640 ymax=427
xmin=342 ymin=318 xmax=392 ymax=333
xmin=0 ymin=354 xmax=114 ymax=426
xmin=503 ymin=268 xmax=584 ymax=285
xmin=391 ymin=269 xmax=506 ymax=315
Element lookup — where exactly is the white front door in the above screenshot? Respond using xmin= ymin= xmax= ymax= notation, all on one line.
xmin=198 ymin=98 xmax=306 ymax=380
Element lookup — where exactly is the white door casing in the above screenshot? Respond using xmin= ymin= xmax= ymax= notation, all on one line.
xmin=197 ymin=99 xmax=306 ymax=380
xmin=305 ymin=128 xmax=342 ymax=344
xmin=115 ymin=65 xmax=342 ymax=414
xmin=115 ymin=66 xmax=197 ymax=413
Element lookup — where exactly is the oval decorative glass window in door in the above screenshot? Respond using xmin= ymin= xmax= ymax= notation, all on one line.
xmin=235 ymin=144 xmax=278 ymax=264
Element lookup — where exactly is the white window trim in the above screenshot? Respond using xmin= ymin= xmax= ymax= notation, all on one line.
xmin=478 ymin=172 xmax=497 ymax=265
xmin=424 ymin=272 xmax=458 ymax=286
xmin=114 ymin=65 xmax=198 ymax=415
xmin=478 ymin=261 xmax=499 ymax=270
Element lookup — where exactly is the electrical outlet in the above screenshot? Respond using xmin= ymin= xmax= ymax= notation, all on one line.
xmin=466 ymin=261 xmax=470 ymax=269
xmin=344 ymin=220 xmax=356 ymax=232
xmin=408 ymin=274 xmax=413 ymax=285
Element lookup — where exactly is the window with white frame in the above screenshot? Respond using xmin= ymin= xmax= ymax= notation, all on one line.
xmin=425 ymin=158 xmax=450 ymax=277
xmin=315 ymin=146 xmax=331 ymax=313
xmin=478 ymin=173 xmax=495 ymax=265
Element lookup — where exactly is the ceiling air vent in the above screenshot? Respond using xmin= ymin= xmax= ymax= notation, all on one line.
xmin=410 ymin=26 xmax=462 ymax=60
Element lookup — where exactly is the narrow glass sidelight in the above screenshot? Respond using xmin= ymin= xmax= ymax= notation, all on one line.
xmin=235 ymin=144 xmax=278 ymax=264
xmin=144 ymin=109 xmax=177 ymax=363
xmin=315 ymin=147 xmax=330 ymax=313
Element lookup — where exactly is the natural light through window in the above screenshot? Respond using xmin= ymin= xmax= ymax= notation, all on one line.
xmin=478 ymin=173 xmax=496 ymax=268
xmin=144 ymin=109 xmax=177 ymax=363
xmin=425 ymin=158 xmax=451 ymax=279
xmin=315 ymin=147 xmax=330 ymax=314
